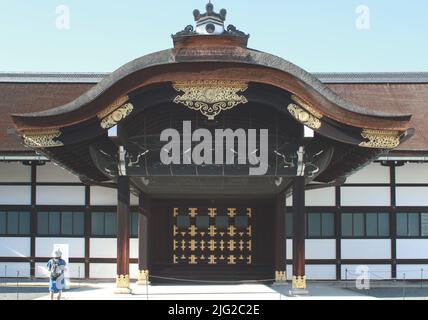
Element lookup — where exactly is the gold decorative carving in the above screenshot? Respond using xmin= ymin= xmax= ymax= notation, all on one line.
xmin=228 ymin=255 xmax=237 ymax=265
xmin=227 ymin=208 xmax=237 ymax=218
xmin=136 ymin=270 xmax=150 ymax=285
xmin=98 ymin=96 xmax=129 ymax=119
xmin=275 ymin=271 xmax=287 ymax=282
xmin=291 ymin=95 xmax=323 ymax=119
xmin=208 ymin=208 xmax=217 ymax=218
xmin=359 ymin=129 xmax=401 ymax=149
xmin=287 ymin=103 xmax=321 ymax=130
xmin=173 ymin=80 xmax=249 ymax=120
xmin=100 ymin=103 xmax=134 ymax=129
xmin=292 ymin=275 xmax=307 ymax=289
xmin=188 ymin=208 xmax=198 ymax=218
xmin=173 ymin=208 xmax=179 ymax=217
xmin=23 ymin=130 xmax=63 ymax=148
xmin=116 ymin=274 xmax=130 ymax=288
xmin=246 ymin=208 xmax=252 ymax=218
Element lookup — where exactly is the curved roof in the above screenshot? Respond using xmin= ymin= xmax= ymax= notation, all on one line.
xmin=11 ymin=35 xmax=411 ymax=133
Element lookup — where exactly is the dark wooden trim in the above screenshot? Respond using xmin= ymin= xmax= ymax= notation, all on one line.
xmin=84 ymin=185 xmax=91 ymax=279
xmin=116 ymin=176 xmax=130 ymax=277
xmin=335 ymin=186 xmax=341 ymax=280
xmin=390 ymin=164 xmax=397 ymax=278
xmin=138 ymin=193 xmax=150 ymax=271
xmin=274 ymin=193 xmax=286 ymax=272
xmin=292 ymin=176 xmax=306 ymax=278
xmin=30 ymin=162 xmax=36 ymax=277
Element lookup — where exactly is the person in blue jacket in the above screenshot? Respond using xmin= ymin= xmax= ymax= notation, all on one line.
xmin=47 ymin=249 xmax=66 ymax=300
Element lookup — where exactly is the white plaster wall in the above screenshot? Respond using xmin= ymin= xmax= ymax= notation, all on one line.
xmin=346 ymin=163 xmax=390 ymax=184
xmin=396 ymin=265 xmax=428 ymax=279
xmin=396 ymin=163 xmax=428 ymax=184
xmin=35 ymin=238 xmax=85 ymax=258
xmin=90 ymin=186 xmax=117 ymax=206
xmin=396 ymin=239 xmax=428 ymax=259
xmin=286 ymin=239 xmax=292 ymax=260
xmin=305 ymin=240 xmax=336 ymax=260
xmin=341 ymin=264 xmax=391 ymax=280
xmin=0 ymin=262 xmax=30 ymax=277
xmin=396 ymin=187 xmax=428 ymax=206
xmin=89 ymin=263 xmax=116 ymax=279
xmin=0 ymin=186 xmax=31 ymax=205
xmin=36 ymin=186 xmax=85 ymax=205
xmin=130 ymin=263 xmax=139 ymax=280
xmin=0 ymin=162 xmax=30 ymax=182
xmin=286 ymin=264 xmax=292 ymax=280
xmin=341 ymin=187 xmax=390 ymax=206
xmin=130 ymin=194 xmax=139 ymax=206
xmin=305 ymin=188 xmax=335 ymax=206
xmin=90 ymin=238 xmax=117 ymax=258
xmin=341 ymin=239 xmax=391 ymax=259
xmin=0 ymin=237 xmax=31 ymax=257
xmin=130 ymin=239 xmax=138 ymax=259
xmin=36 ymin=162 xmax=80 ymax=183
xmin=306 ymin=265 xmax=336 ymax=280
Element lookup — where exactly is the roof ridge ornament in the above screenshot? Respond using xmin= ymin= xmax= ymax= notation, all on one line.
xmin=173 ymin=2 xmax=249 ymax=39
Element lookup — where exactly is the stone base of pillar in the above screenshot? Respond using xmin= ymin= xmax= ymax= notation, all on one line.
xmin=136 ymin=270 xmax=151 ymax=286
xmin=272 ymin=270 xmax=287 ymax=286
xmin=114 ymin=274 xmax=131 ymax=294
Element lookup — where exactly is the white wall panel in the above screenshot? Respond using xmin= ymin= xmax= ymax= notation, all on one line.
xmin=286 ymin=239 xmax=292 ymax=259
xmin=0 ymin=262 xmax=30 ymax=277
xmin=0 ymin=238 xmax=31 ymax=257
xmin=130 ymin=194 xmax=139 ymax=206
xmin=305 ymin=240 xmax=336 ymax=259
xmin=130 ymin=239 xmax=138 ymax=259
xmin=90 ymin=238 xmax=116 ymax=258
xmin=396 ymin=265 xmax=428 ymax=279
xmin=306 ymin=265 xmax=336 ymax=280
xmin=396 ymin=163 xmax=428 ymax=184
xmin=90 ymin=187 xmax=117 ymax=206
xmin=89 ymin=263 xmax=116 ymax=279
xmin=305 ymin=188 xmax=335 ymax=206
xmin=341 ymin=240 xmax=391 ymax=259
xmin=341 ymin=264 xmax=391 ymax=280
xmin=130 ymin=263 xmax=139 ymax=279
xmin=396 ymin=239 xmax=428 ymax=259
xmin=341 ymin=187 xmax=390 ymax=206
xmin=346 ymin=163 xmax=389 ymax=184
xmin=35 ymin=238 xmax=85 ymax=258
xmin=0 ymin=186 xmax=31 ymax=205
xmin=396 ymin=187 xmax=428 ymax=206
xmin=37 ymin=162 xmax=80 ymax=183
xmin=36 ymin=186 xmax=85 ymax=205
xmin=0 ymin=162 xmax=30 ymax=182
xmin=286 ymin=264 xmax=292 ymax=280
xmin=286 ymin=196 xmax=292 ymax=207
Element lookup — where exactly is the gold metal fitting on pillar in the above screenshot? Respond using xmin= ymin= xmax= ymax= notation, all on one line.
xmin=115 ymin=274 xmax=131 ymax=294
xmin=136 ymin=270 xmax=150 ymax=285
xmin=275 ymin=271 xmax=287 ymax=283
xmin=292 ymin=275 xmax=306 ymax=289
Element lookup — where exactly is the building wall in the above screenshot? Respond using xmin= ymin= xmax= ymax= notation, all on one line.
xmin=1 ymin=161 xmax=428 ymax=280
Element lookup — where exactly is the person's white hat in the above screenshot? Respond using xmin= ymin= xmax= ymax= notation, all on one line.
xmin=53 ymin=249 xmax=62 ymax=258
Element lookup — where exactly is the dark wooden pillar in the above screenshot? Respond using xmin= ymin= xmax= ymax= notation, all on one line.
xmin=292 ymin=176 xmax=307 ymax=290
xmin=137 ymin=193 xmax=150 ymax=285
xmin=274 ymin=193 xmax=287 ymax=283
xmin=116 ymin=176 xmax=130 ymax=292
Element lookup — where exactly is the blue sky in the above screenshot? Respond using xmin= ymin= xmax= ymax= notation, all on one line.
xmin=0 ymin=0 xmax=427 ymax=72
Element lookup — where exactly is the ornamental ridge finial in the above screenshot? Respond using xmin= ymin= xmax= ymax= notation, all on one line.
xmin=173 ymin=2 xmax=249 ymax=39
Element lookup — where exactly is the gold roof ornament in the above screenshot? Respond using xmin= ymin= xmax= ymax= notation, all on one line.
xmin=287 ymin=95 xmax=323 ymax=130
xmin=359 ymin=129 xmax=401 ymax=149
xmin=100 ymin=103 xmax=134 ymax=129
xmin=173 ymin=80 xmax=248 ymax=120
xmin=23 ymin=129 xmax=63 ymax=148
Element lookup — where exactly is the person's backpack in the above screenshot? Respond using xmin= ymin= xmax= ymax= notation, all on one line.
xmin=50 ymin=259 xmax=62 ymax=280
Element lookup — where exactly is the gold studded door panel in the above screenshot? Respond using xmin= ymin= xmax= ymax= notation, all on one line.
xmin=173 ymin=207 xmax=253 ymax=266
